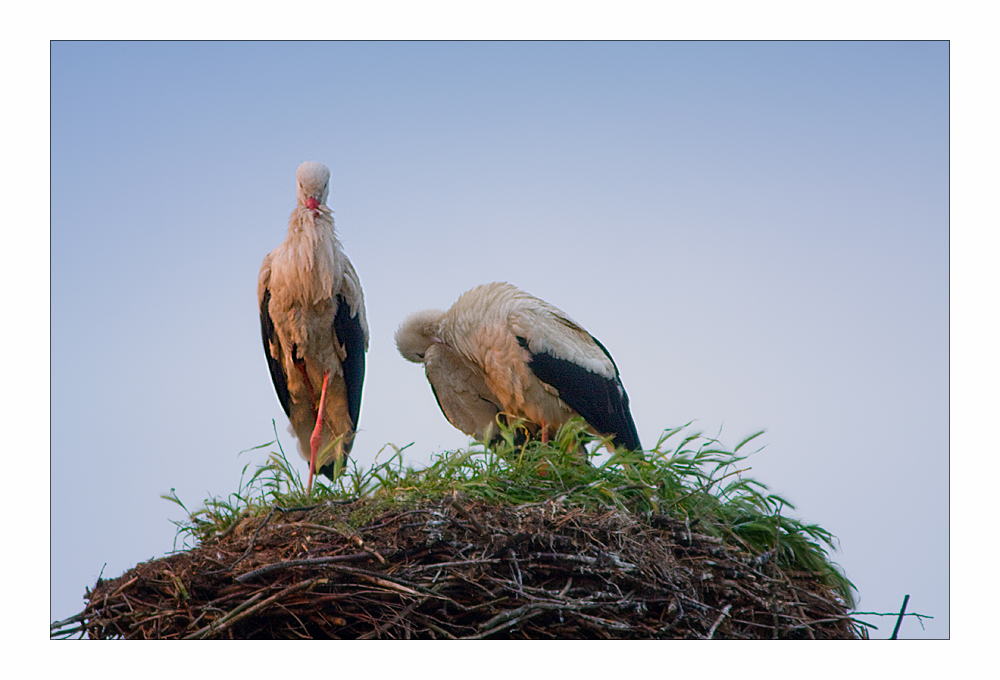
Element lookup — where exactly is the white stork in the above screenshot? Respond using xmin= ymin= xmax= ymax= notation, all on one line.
xmin=258 ymin=161 xmax=369 ymax=494
xmin=395 ymin=282 xmax=641 ymax=452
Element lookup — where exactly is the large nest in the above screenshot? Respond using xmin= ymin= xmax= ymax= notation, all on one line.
xmin=52 ymin=425 xmax=866 ymax=639
xmin=57 ymin=500 xmax=861 ymax=639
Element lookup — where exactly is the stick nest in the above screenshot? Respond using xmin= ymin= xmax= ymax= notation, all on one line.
xmin=59 ymin=493 xmax=861 ymax=639
xmin=53 ymin=423 xmax=866 ymax=639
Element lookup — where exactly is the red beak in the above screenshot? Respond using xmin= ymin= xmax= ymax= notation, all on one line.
xmin=305 ymin=197 xmax=320 ymax=210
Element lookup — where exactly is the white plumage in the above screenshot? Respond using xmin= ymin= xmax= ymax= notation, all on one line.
xmin=258 ymin=162 xmax=369 ymax=493
xmin=396 ymin=308 xmax=503 ymax=442
xmin=396 ymin=282 xmax=641 ymax=451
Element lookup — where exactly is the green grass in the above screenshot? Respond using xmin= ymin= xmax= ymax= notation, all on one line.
xmin=162 ymin=419 xmax=856 ymax=607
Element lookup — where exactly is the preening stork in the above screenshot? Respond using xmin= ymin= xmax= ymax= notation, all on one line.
xmin=396 ymin=282 xmax=641 ymax=452
xmin=258 ymin=162 xmax=369 ymax=494
xmin=396 ymin=309 xmax=505 ymax=443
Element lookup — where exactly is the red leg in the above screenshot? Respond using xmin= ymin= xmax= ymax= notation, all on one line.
xmin=307 ymin=372 xmax=330 ymax=495
xmin=296 ymin=363 xmax=316 ymax=403
xmin=538 ymin=422 xmax=550 ymax=478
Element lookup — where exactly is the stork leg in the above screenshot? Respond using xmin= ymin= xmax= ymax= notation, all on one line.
xmin=307 ymin=371 xmax=331 ymax=495
xmin=296 ymin=363 xmax=316 ymax=403
xmin=537 ymin=422 xmax=551 ymax=478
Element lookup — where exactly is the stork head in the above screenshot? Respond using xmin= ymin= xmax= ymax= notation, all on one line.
xmin=296 ymin=161 xmax=331 ymax=210
xmin=395 ymin=309 xmax=446 ymax=363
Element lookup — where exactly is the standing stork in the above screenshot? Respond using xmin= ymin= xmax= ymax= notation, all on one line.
xmin=395 ymin=282 xmax=641 ymax=452
xmin=258 ymin=161 xmax=368 ymax=494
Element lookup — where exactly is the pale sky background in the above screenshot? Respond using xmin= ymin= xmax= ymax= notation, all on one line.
xmin=46 ymin=39 xmax=952 ymax=642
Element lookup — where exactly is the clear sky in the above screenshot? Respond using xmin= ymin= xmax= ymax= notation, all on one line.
xmin=50 ymin=40 xmax=948 ymax=638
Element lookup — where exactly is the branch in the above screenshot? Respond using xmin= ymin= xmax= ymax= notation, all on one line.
xmin=235 ymin=552 xmax=378 ymax=582
xmin=704 ymin=603 xmax=732 ymax=639
xmin=890 ymin=594 xmax=910 ymax=640
xmin=850 ymin=610 xmax=932 ymax=620
xmin=183 ymin=577 xmax=323 ymax=639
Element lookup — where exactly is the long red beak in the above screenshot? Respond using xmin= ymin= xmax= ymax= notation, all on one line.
xmin=305 ymin=197 xmax=320 ymax=210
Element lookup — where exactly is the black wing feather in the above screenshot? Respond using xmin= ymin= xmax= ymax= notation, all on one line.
xmin=518 ymin=335 xmax=642 ymax=451
xmin=318 ymin=296 xmax=367 ymax=481
xmin=260 ymin=287 xmax=292 ymax=418
xmin=333 ymin=294 xmax=366 ymax=430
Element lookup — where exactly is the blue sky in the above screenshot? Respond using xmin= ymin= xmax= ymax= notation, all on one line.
xmin=49 ymin=40 xmax=948 ymax=639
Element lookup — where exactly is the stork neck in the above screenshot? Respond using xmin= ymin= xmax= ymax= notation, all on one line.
xmin=273 ymin=208 xmax=344 ymax=306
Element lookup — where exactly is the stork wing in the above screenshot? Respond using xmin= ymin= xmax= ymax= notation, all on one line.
xmin=333 ymin=293 xmax=366 ymax=430
xmin=425 ymin=344 xmax=504 ymax=442
xmin=259 ymin=286 xmax=292 ymax=418
xmin=512 ymin=310 xmax=641 ymax=451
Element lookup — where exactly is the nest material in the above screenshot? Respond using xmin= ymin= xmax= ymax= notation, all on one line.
xmin=55 ymin=493 xmax=863 ymax=639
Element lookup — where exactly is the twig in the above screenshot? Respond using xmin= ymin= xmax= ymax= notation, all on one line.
xmin=50 ymin=611 xmax=90 ymax=631
xmin=469 ymin=604 xmax=547 ymax=639
xmin=509 ymin=551 xmax=523 ymax=591
xmin=850 ymin=610 xmax=932 ymax=621
xmin=183 ymin=578 xmax=323 ymax=639
xmin=236 ymin=552 xmax=378 ymax=582
xmin=704 ymin=604 xmax=732 ymax=639
xmin=360 ymin=509 xmax=438 ymax=531
xmin=415 ymin=615 xmax=459 ymax=639
xmin=181 ymin=590 xmax=270 ymax=639
xmin=106 ymin=576 xmax=139 ymax=600
xmin=129 ymin=610 xmax=182 ymax=630
xmin=213 ymin=510 xmax=251 ymax=542
xmin=890 ymin=594 xmax=910 ymax=640
xmin=228 ymin=506 xmax=279 ymax=570
xmin=323 ymin=564 xmax=434 ymax=594
xmin=289 ymin=522 xmax=387 ymax=563
xmin=356 ymin=581 xmax=451 ymax=639
xmin=357 ymin=574 xmax=420 ymax=596
xmin=786 ymin=616 xmax=879 ymax=631
xmin=530 ymin=552 xmax=637 ymax=571
xmin=410 ymin=558 xmax=501 ymax=572
xmin=450 ymin=491 xmax=486 ymax=534
xmin=572 ymin=611 xmax=643 ymax=632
